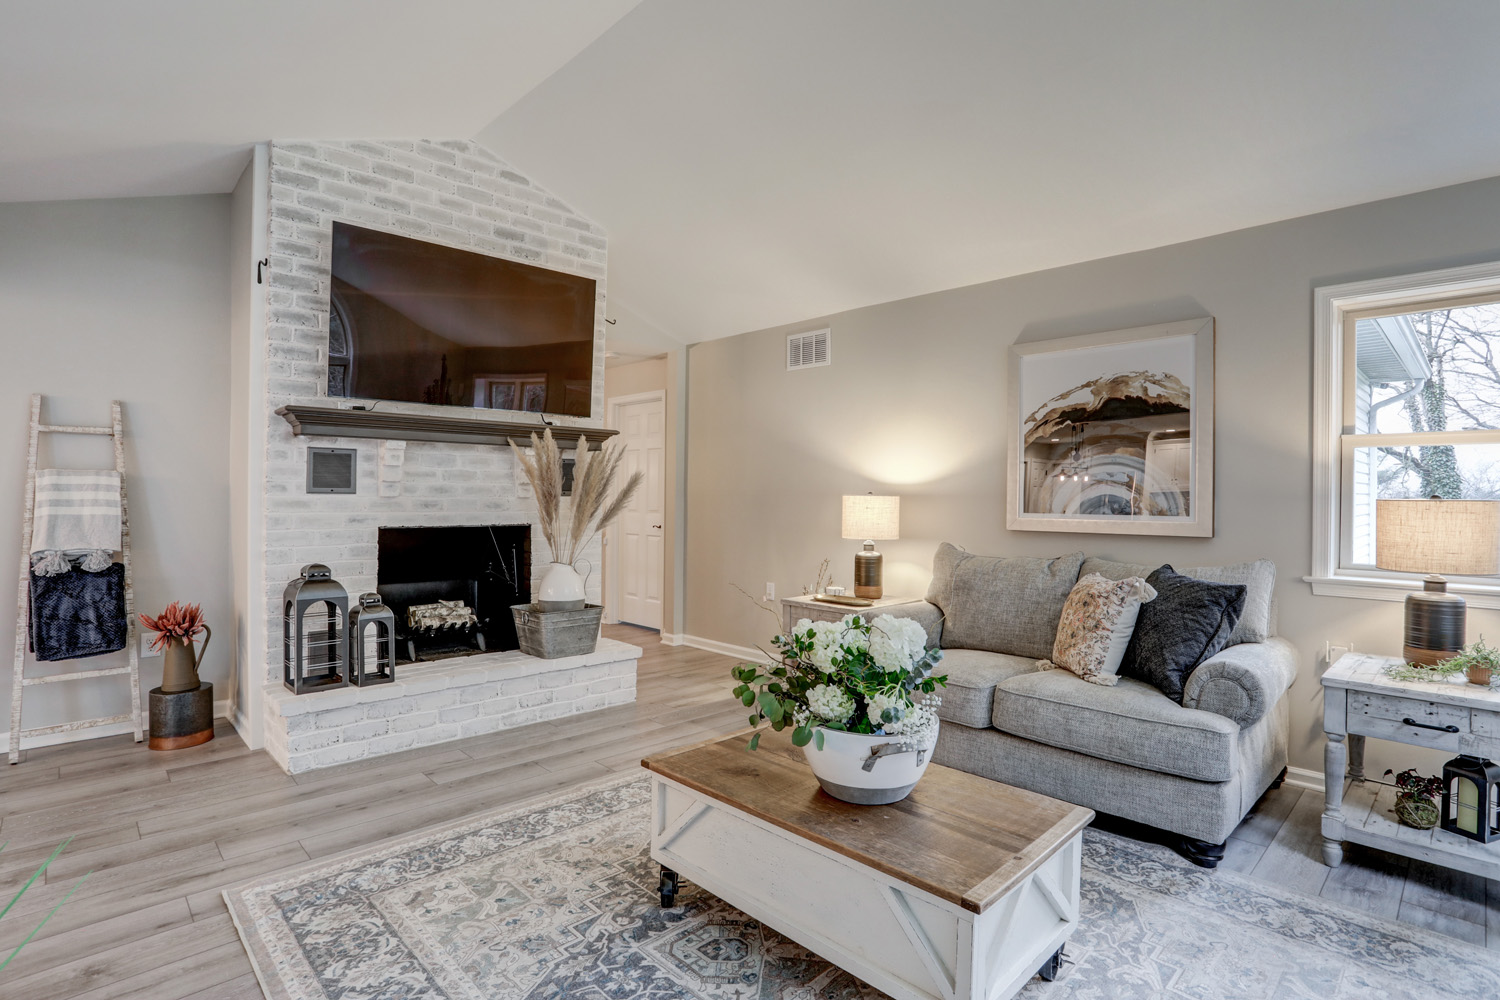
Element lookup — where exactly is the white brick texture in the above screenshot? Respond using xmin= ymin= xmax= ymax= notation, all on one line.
xmin=256 ymin=138 xmax=609 ymax=689
xmin=262 ymin=640 xmax=641 ymax=774
xmin=251 ymin=138 xmax=620 ymax=773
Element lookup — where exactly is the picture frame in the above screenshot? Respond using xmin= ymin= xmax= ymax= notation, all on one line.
xmin=1006 ymin=317 xmax=1214 ymax=537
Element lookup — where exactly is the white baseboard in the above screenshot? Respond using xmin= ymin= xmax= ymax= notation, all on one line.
xmin=1 ymin=699 xmax=232 ymax=754
xmin=659 ymin=632 xmax=685 ymax=646
xmin=678 ymin=634 xmax=773 ymax=663
xmin=229 ymin=702 xmax=262 ymax=750
xmin=1285 ymin=765 xmax=1325 ymax=794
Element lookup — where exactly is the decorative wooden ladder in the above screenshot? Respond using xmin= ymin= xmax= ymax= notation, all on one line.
xmin=9 ymin=394 xmax=142 ymax=764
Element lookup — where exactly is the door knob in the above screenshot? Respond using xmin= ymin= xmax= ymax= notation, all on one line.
xmin=651 ymin=524 xmax=662 ymax=529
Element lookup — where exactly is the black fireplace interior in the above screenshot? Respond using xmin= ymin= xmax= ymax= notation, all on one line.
xmin=377 ymin=525 xmax=530 ymax=663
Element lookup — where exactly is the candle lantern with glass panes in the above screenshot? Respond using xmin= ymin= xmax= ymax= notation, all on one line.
xmin=349 ymin=592 xmax=396 ymax=686
xmin=1440 ymin=755 xmax=1500 ymax=843
xmin=282 ymin=563 xmax=350 ymax=694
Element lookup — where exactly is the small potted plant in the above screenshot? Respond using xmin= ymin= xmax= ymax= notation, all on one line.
xmin=1444 ymin=637 xmax=1499 ymax=686
xmin=731 ymin=613 xmax=946 ymax=804
xmin=1385 ymin=767 xmax=1443 ymax=829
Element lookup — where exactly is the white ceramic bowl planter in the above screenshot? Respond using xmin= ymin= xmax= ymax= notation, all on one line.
xmin=803 ymin=723 xmax=940 ymax=805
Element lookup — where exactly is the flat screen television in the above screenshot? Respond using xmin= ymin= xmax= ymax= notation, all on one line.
xmin=325 ymin=221 xmax=597 ymax=417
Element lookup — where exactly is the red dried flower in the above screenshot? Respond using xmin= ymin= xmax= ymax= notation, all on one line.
xmin=139 ymin=602 xmax=206 ymax=653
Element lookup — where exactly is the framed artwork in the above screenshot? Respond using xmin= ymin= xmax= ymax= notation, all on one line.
xmin=1006 ymin=317 xmax=1214 ymax=537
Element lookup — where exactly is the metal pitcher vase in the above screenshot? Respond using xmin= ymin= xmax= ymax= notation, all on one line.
xmin=160 ymin=626 xmax=210 ymax=694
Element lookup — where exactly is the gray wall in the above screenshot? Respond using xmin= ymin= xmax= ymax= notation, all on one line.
xmin=604 ymin=356 xmax=667 ymax=400
xmin=684 ymin=173 xmax=1500 ymax=780
xmin=0 ymin=195 xmax=232 ymax=744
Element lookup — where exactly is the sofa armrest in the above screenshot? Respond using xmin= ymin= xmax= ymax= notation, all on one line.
xmin=879 ymin=600 xmax=945 ymax=647
xmin=1182 ymin=636 xmax=1298 ymax=729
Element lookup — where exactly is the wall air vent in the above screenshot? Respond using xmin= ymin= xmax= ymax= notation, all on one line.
xmin=787 ymin=328 xmax=831 ymax=370
xmin=307 ymin=447 xmax=357 ymax=494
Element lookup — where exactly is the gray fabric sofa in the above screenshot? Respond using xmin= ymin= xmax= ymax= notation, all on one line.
xmin=889 ymin=544 xmax=1297 ymax=867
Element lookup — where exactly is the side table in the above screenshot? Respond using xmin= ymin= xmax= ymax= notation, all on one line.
xmin=1321 ymin=652 xmax=1500 ymax=879
xmin=780 ymin=593 xmax=919 ymax=635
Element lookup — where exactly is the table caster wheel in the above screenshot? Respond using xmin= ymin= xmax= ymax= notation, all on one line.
xmin=659 ymin=866 xmax=679 ymax=908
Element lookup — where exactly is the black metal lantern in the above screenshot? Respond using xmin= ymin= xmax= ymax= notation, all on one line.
xmin=349 ymin=592 xmax=396 ymax=686
xmin=1440 ymin=755 xmax=1500 ymax=843
xmin=283 ymin=563 xmax=350 ymax=694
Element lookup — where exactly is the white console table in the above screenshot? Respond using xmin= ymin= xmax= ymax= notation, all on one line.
xmin=1321 ymin=652 xmax=1500 ymax=879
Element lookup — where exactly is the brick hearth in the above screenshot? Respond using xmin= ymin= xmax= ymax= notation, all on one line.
xmin=262 ymin=640 xmax=639 ymax=773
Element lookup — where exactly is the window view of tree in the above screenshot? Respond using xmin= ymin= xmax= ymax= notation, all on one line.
xmin=1368 ymin=305 xmax=1500 ymax=501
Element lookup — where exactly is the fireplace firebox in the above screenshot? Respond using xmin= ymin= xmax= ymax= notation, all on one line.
xmin=376 ymin=525 xmax=530 ymax=663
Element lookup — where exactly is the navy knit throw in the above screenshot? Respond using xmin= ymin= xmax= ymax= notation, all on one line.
xmin=29 ymin=562 xmax=128 ymax=661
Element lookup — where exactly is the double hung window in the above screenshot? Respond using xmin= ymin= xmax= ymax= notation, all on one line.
xmin=1312 ymin=261 xmax=1500 ymax=605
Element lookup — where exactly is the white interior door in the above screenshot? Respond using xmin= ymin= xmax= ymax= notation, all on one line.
xmin=608 ymin=393 xmax=665 ymax=629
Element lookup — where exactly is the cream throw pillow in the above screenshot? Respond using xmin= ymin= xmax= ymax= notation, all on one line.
xmin=1040 ymin=573 xmax=1157 ymax=685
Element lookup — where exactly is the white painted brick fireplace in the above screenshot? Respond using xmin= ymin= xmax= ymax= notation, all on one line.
xmin=239 ymin=138 xmax=637 ymax=773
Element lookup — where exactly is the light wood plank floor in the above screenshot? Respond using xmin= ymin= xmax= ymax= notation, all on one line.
xmin=1 ymin=625 xmax=1495 ymax=998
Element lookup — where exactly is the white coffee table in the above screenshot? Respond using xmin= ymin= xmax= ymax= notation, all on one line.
xmin=643 ymin=730 xmax=1094 ymax=1000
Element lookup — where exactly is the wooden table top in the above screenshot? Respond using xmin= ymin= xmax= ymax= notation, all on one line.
xmin=1323 ymin=652 xmax=1500 ymax=711
xmin=642 ymin=729 xmax=1094 ymax=914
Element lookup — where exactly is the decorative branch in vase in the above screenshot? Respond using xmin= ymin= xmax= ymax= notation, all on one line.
xmin=511 ymin=428 xmax=643 ymax=611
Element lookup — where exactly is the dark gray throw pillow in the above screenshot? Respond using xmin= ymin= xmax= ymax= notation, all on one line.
xmin=1119 ymin=565 xmax=1247 ymax=703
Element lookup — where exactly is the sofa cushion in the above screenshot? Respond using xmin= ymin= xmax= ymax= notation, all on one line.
xmin=1119 ymin=566 xmax=1247 ymax=702
xmin=992 ymin=670 xmax=1240 ymax=782
xmin=930 ymin=647 xmax=1042 ymax=729
xmin=926 ymin=542 xmax=1084 ymax=659
xmin=1079 ymin=556 xmax=1276 ymax=645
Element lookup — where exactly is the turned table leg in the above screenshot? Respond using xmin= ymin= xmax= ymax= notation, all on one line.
xmin=1347 ymin=733 xmax=1365 ymax=783
xmin=1322 ymin=733 xmax=1346 ymax=867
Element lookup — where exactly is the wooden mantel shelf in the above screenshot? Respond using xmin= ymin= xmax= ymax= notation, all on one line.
xmin=275 ymin=405 xmax=618 ymax=449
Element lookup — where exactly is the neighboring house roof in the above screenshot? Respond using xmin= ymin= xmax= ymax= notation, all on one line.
xmin=1355 ymin=315 xmax=1432 ymax=384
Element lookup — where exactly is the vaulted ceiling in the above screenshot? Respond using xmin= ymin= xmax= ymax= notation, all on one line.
xmin=10 ymin=1 xmax=1500 ymax=350
xmin=0 ymin=1 xmax=638 ymax=201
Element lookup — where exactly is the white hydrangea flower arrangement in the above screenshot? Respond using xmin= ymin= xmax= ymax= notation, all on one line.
xmin=731 ymin=612 xmax=946 ymax=752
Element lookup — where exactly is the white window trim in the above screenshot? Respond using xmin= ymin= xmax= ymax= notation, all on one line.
xmin=1308 ymin=258 xmax=1500 ymax=608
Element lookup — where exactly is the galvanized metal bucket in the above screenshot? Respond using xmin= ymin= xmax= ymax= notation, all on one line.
xmin=511 ymin=603 xmax=603 ymax=658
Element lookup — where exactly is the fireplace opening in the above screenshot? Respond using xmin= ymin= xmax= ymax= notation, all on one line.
xmin=376 ymin=525 xmax=530 ymax=663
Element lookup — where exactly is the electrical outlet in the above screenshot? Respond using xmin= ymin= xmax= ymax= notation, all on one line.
xmin=140 ymin=632 xmax=161 ymax=658
xmin=1325 ymin=641 xmax=1353 ymax=665
xmin=764 ymin=582 xmax=776 ymax=602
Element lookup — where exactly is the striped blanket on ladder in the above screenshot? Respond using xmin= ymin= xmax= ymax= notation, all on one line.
xmin=29 ymin=469 xmax=121 ymax=575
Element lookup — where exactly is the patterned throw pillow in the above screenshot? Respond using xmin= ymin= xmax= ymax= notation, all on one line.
xmin=1040 ymin=573 xmax=1157 ymax=685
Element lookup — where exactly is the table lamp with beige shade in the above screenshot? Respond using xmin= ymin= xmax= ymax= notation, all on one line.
xmin=1376 ymin=497 xmax=1500 ymax=666
xmin=841 ymin=494 xmax=899 ymax=599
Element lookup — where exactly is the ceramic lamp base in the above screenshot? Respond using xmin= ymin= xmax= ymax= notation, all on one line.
xmin=1402 ymin=583 xmax=1465 ymax=666
xmin=853 ymin=543 xmax=883 ymax=600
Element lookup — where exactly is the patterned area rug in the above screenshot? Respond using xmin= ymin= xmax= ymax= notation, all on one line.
xmin=225 ymin=771 xmax=1499 ymax=1000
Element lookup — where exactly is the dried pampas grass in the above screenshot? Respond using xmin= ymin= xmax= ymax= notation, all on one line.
xmin=510 ymin=428 xmax=643 ymax=566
